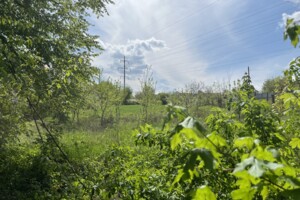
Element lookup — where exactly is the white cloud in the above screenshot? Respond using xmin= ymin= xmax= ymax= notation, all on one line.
xmin=90 ymin=0 xmax=248 ymax=92
xmin=282 ymin=11 xmax=300 ymax=28
xmin=103 ymin=37 xmax=167 ymax=57
xmin=90 ymin=0 xmax=294 ymax=93
xmin=93 ymin=37 xmax=167 ymax=91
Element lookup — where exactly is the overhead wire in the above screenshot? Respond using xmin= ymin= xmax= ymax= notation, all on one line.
xmin=147 ymin=0 xmax=221 ymax=37
xmin=102 ymin=1 xmax=293 ymax=86
xmin=141 ymin=1 xmax=292 ymax=77
xmin=149 ymin=1 xmax=285 ymax=52
xmin=148 ymin=16 xmax=282 ymax=65
xmin=158 ymin=47 xmax=295 ymax=75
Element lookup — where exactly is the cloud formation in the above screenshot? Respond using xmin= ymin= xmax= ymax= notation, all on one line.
xmin=94 ymin=37 xmax=166 ymax=91
xmin=91 ymin=0 xmax=299 ymax=92
xmin=103 ymin=37 xmax=166 ymax=57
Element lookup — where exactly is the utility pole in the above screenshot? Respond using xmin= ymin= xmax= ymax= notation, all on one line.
xmin=120 ymin=56 xmax=129 ymax=92
xmin=248 ymin=66 xmax=250 ymax=78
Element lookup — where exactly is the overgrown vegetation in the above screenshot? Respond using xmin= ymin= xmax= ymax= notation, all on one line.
xmin=1 ymin=1 xmax=300 ymax=199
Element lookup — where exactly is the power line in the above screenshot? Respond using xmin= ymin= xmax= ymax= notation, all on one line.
xmin=104 ymin=1 xmax=290 ymax=88
xmin=148 ymin=15 xmax=283 ymax=64
xmin=149 ymin=36 xmax=285 ymax=68
xmin=139 ymin=1 xmax=286 ymax=67
xmin=147 ymin=0 xmax=221 ymax=37
xmin=154 ymin=0 xmax=284 ymax=43
xmin=143 ymin=16 xmax=281 ymax=65
xmin=160 ymin=47 xmax=295 ymax=75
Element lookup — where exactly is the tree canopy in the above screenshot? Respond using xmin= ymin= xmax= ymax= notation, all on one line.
xmin=0 ymin=0 xmax=112 ymax=144
xmin=261 ymin=76 xmax=286 ymax=93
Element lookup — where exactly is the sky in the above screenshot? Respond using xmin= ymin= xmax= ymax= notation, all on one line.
xmin=88 ymin=0 xmax=300 ymax=93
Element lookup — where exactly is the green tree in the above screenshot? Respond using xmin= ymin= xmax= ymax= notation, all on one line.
xmin=240 ymin=72 xmax=255 ymax=97
xmin=123 ymin=86 xmax=133 ymax=105
xmin=137 ymin=67 xmax=157 ymax=123
xmin=88 ymin=80 xmax=122 ymax=126
xmin=0 ymin=0 xmax=112 ymax=198
xmin=0 ymin=0 xmax=112 ymax=140
xmin=157 ymin=92 xmax=169 ymax=105
xmin=262 ymin=76 xmax=286 ymax=93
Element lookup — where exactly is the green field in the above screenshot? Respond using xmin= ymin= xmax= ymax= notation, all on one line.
xmin=61 ymin=105 xmax=166 ymax=160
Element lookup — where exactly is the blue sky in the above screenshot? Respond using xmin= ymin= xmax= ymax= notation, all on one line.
xmin=88 ymin=0 xmax=300 ymax=92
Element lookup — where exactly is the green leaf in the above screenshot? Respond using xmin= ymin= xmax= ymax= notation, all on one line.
xmin=234 ymin=137 xmax=254 ymax=150
xmin=78 ymin=57 xmax=83 ymax=64
xmin=234 ymin=171 xmax=261 ymax=186
xmin=192 ymin=186 xmax=216 ymax=200
xmin=261 ymin=186 xmax=269 ymax=200
xmin=280 ymin=188 xmax=300 ymax=199
xmin=289 ymin=138 xmax=300 ymax=149
xmin=194 ymin=121 xmax=206 ymax=133
xmin=171 ymin=133 xmax=182 ymax=150
xmin=279 ymin=175 xmax=300 ymax=187
xmin=231 ymin=188 xmax=257 ymax=200
xmin=234 ymin=157 xmax=283 ymax=178
xmin=191 ymin=148 xmax=214 ymax=171
xmin=181 ymin=128 xmax=200 ymax=141
xmin=208 ymin=132 xmax=226 ymax=147
xmin=56 ymin=83 xmax=62 ymax=89
xmin=251 ymin=146 xmax=276 ymax=162
xmin=291 ymin=34 xmax=299 ymax=47
xmin=66 ymin=70 xmax=71 ymax=77
xmin=172 ymin=169 xmax=185 ymax=186
xmin=274 ymin=133 xmax=286 ymax=141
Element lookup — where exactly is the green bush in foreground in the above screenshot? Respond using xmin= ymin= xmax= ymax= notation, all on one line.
xmin=133 ymin=68 xmax=300 ymax=199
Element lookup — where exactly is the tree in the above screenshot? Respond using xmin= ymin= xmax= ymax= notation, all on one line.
xmin=0 ymin=0 xmax=113 ymax=140
xmin=157 ymin=92 xmax=169 ymax=105
xmin=122 ymin=86 xmax=133 ymax=105
xmin=240 ymin=72 xmax=255 ymax=97
xmin=137 ymin=67 xmax=157 ymax=123
xmin=0 ymin=0 xmax=112 ymax=198
xmin=262 ymin=76 xmax=287 ymax=93
xmin=88 ymin=80 xmax=122 ymax=126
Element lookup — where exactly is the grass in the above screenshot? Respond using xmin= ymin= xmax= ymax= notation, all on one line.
xmin=61 ymin=126 xmax=134 ymax=160
xmin=60 ymin=104 xmax=169 ymax=161
xmin=119 ymin=104 xmax=142 ymax=114
xmin=59 ymin=103 xmax=223 ymax=164
xmin=18 ymin=104 xmax=213 ymax=162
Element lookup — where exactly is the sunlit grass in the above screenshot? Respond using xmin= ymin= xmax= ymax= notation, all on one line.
xmin=61 ymin=124 xmax=135 ymax=160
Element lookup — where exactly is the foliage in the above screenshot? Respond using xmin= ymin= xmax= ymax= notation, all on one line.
xmin=0 ymin=0 xmax=113 ymax=141
xmin=240 ymin=72 xmax=255 ymax=97
xmin=168 ymin=81 xmax=229 ymax=118
xmin=2 ymin=2 xmax=300 ymax=199
xmin=133 ymin=62 xmax=300 ymax=199
xmin=0 ymin=0 xmax=112 ymax=198
xmin=284 ymin=17 xmax=300 ymax=47
xmin=262 ymin=76 xmax=287 ymax=93
xmin=157 ymin=92 xmax=170 ymax=105
xmin=88 ymin=80 xmax=123 ymax=126
xmin=123 ymin=86 xmax=133 ymax=105
xmin=85 ymin=145 xmax=182 ymax=199
xmin=136 ymin=67 xmax=157 ymax=123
